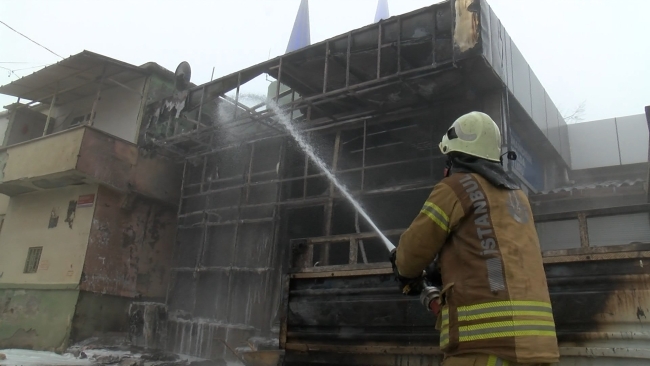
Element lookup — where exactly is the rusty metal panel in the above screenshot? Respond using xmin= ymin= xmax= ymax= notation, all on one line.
xmin=81 ymin=185 xmax=177 ymax=298
xmin=547 ymin=258 xmax=650 ymax=355
xmin=284 ymin=270 xmax=438 ymax=364
xmin=76 ymin=127 xmax=182 ymax=205
xmin=282 ymin=254 xmax=650 ymax=364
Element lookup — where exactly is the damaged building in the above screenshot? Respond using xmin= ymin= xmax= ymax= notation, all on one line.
xmin=0 ymin=0 xmax=648 ymax=365
xmin=135 ymin=0 xmax=648 ymax=364
xmin=0 ymin=51 xmax=182 ymax=351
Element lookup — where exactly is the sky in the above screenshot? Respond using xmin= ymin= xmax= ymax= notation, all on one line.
xmin=0 ymin=0 xmax=648 ymax=122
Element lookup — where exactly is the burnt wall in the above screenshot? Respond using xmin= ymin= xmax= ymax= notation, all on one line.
xmin=70 ymin=291 xmax=132 ymax=342
xmin=283 ymin=257 xmax=650 ymax=364
xmin=164 ymin=90 xmax=509 ymax=360
xmin=80 ymin=185 xmax=177 ymax=299
xmin=166 ymin=135 xmax=285 ymax=360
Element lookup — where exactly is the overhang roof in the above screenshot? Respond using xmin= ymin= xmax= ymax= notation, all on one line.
xmin=0 ymin=50 xmax=149 ymax=105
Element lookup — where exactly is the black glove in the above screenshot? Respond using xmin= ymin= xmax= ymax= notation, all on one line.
xmin=424 ymin=256 xmax=443 ymax=288
xmin=389 ymin=248 xmax=425 ymax=296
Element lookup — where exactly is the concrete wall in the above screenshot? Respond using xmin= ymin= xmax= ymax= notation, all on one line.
xmin=0 ymin=184 xmax=98 ymax=286
xmin=50 ymin=78 xmax=147 ymax=143
xmin=0 ymin=288 xmax=79 ymax=352
xmin=0 ymin=127 xmax=84 ymax=184
xmin=80 ymin=186 xmax=176 ymax=299
xmin=569 ymin=114 xmax=649 ymax=170
xmin=0 ymin=194 xmax=8 ymax=215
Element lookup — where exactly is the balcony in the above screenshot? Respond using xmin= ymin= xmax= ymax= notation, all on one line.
xmin=0 ymin=126 xmax=181 ymax=205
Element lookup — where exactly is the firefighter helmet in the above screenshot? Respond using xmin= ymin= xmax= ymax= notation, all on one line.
xmin=439 ymin=111 xmax=502 ymax=162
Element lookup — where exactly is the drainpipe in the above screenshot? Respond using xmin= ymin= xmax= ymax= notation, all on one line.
xmin=89 ymin=65 xmax=107 ymax=127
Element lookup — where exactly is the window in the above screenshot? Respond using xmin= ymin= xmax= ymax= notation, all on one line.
xmin=24 ymin=247 xmax=43 ymax=273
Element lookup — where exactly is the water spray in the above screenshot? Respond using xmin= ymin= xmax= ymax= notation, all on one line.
xmin=259 ymin=97 xmax=395 ymax=252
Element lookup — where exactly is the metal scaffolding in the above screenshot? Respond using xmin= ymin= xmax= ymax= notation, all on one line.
xmin=146 ymin=1 xmax=519 ymax=360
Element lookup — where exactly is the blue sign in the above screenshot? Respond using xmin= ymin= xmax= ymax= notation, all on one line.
xmin=509 ymin=128 xmax=545 ymax=192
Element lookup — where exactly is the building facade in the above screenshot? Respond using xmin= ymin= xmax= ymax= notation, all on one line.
xmin=140 ymin=0 xmax=649 ymax=364
xmin=0 ymin=51 xmax=182 ymax=351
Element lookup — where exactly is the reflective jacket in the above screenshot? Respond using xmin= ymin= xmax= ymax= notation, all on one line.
xmin=396 ymin=172 xmax=559 ymax=363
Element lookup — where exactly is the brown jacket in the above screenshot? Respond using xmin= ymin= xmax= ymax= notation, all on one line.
xmin=396 ymin=172 xmax=559 ymax=363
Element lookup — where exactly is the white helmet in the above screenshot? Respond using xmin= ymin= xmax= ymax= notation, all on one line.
xmin=438 ymin=111 xmax=502 ymax=162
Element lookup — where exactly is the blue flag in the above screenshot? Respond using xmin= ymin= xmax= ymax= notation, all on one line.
xmin=286 ymin=0 xmax=311 ymax=53
xmin=374 ymin=0 xmax=390 ymax=23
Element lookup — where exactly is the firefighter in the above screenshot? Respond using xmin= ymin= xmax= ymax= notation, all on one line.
xmin=390 ymin=112 xmax=560 ymax=365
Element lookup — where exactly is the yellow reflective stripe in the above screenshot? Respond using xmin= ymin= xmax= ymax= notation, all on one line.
xmin=441 ymin=308 xmax=449 ymax=327
xmin=487 ymin=355 xmax=509 ymax=366
xmin=440 ymin=306 xmax=450 ymax=348
xmin=424 ymin=201 xmax=449 ymax=221
xmin=461 ymin=320 xmax=555 ymax=331
xmin=458 ymin=300 xmax=554 ymax=322
xmin=459 ymin=320 xmax=556 ymax=342
xmin=459 ymin=300 xmax=552 ymax=312
xmin=440 ymin=330 xmax=449 ymax=348
xmin=420 ymin=209 xmax=449 ymax=232
xmin=420 ymin=202 xmax=450 ymax=232
xmin=459 ymin=310 xmax=554 ymax=322
xmin=460 ymin=330 xmax=557 ymax=342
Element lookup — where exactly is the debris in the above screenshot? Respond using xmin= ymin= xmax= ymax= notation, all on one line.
xmin=95 ymin=354 xmax=122 ymax=364
xmin=0 ymin=349 xmax=89 ymax=365
xmin=140 ymin=352 xmax=179 ymax=362
xmin=80 ymin=352 xmax=88 ymax=359
xmin=118 ymin=358 xmax=143 ymax=366
xmin=188 ymin=360 xmax=227 ymax=366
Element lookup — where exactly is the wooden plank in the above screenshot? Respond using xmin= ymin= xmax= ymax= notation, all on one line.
xmin=290 ymin=265 xmax=393 ymax=279
xmin=348 ymin=238 xmax=358 ymax=265
xmin=543 ymin=251 xmax=650 ymax=264
xmin=542 ymin=243 xmax=650 ymax=258
xmin=578 ymin=212 xmax=589 ymax=248
xmin=294 ymin=229 xmax=404 ymax=245
xmin=284 ymin=343 xmax=440 ymax=355
xmin=279 ymin=274 xmax=291 ymax=349
xmin=291 ymin=262 xmax=391 ymax=273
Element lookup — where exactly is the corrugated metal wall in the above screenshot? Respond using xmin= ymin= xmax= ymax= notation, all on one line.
xmin=536 ymin=219 xmax=581 ymax=251
xmin=588 ymin=213 xmax=650 ymax=247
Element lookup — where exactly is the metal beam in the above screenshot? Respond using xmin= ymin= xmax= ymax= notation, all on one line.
xmin=42 ymin=92 xmax=56 ymax=136
xmin=88 ymin=65 xmax=107 ymax=126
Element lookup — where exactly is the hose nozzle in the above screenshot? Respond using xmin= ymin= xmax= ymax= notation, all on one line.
xmin=420 ymin=285 xmax=441 ymax=315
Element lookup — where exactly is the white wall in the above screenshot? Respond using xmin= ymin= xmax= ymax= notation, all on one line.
xmin=569 ymin=113 xmax=648 ymax=170
xmin=0 ymin=184 xmax=98 ymax=285
xmin=50 ymin=77 xmax=146 ymax=143
xmin=93 ymin=78 xmax=146 ymax=142
xmin=0 ymin=112 xmax=9 ymax=146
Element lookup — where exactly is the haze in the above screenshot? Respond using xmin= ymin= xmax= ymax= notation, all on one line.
xmin=1 ymin=0 xmax=648 ymax=122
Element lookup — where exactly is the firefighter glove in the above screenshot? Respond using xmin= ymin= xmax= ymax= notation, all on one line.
xmin=390 ymin=248 xmax=425 ymax=296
